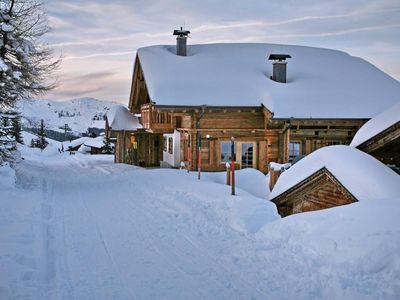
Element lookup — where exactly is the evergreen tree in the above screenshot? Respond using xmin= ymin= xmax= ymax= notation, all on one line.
xmin=102 ymin=135 xmax=113 ymax=154
xmin=0 ymin=112 xmax=13 ymax=162
xmin=11 ymin=112 xmax=23 ymax=144
xmin=36 ymin=119 xmax=47 ymax=150
xmin=0 ymin=0 xmax=60 ymax=162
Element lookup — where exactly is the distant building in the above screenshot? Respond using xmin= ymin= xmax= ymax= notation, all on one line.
xmin=63 ymin=137 xmax=90 ymax=152
xmin=82 ymin=136 xmax=110 ymax=155
xmin=114 ymin=30 xmax=400 ymax=171
xmin=270 ymin=146 xmax=400 ymax=217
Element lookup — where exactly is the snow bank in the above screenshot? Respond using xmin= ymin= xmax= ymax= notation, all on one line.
xmin=0 ymin=163 xmax=15 ymax=189
xmin=19 ymin=131 xmax=66 ymax=162
xmin=106 ymin=105 xmax=142 ymax=131
xmin=138 ymin=43 xmax=400 ymax=118
xmin=270 ymin=145 xmax=400 ymax=201
xmin=351 ymin=101 xmax=400 ymax=147
xmin=202 ymin=168 xmax=269 ymax=198
xmin=256 ymin=198 xmax=400 ymax=299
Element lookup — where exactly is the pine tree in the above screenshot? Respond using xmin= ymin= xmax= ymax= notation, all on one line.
xmin=36 ymin=119 xmax=47 ymax=150
xmin=102 ymin=135 xmax=113 ymax=154
xmin=0 ymin=0 xmax=60 ymax=162
xmin=10 ymin=112 xmax=23 ymax=144
xmin=0 ymin=112 xmax=13 ymax=162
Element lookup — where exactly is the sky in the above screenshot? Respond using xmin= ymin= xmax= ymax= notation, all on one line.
xmin=42 ymin=0 xmax=400 ymax=104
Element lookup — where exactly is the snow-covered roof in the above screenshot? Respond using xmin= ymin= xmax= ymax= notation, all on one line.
xmin=270 ymin=145 xmax=400 ymax=201
xmin=84 ymin=136 xmax=105 ymax=148
xmin=350 ymin=101 xmax=400 ymax=147
xmin=63 ymin=137 xmax=90 ymax=150
xmin=106 ymin=105 xmax=142 ymax=131
xmin=137 ymin=43 xmax=400 ymax=118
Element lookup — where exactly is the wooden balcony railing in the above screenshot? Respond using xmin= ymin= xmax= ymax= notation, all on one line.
xmin=141 ymin=103 xmax=174 ymax=132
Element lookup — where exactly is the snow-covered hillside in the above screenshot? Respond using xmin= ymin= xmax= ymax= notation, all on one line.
xmin=0 ymin=140 xmax=399 ymax=299
xmin=19 ymin=98 xmax=121 ymax=138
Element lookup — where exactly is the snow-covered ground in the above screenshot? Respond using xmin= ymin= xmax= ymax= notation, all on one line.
xmin=1 ymin=140 xmax=399 ymax=299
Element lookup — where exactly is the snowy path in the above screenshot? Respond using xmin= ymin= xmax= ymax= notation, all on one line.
xmin=1 ymin=155 xmax=400 ymax=299
xmin=3 ymin=157 xmax=274 ymax=299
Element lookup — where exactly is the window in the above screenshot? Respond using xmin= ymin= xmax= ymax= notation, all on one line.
xmin=168 ymin=137 xmax=173 ymax=154
xmin=163 ymin=137 xmax=167 ymax=152
xmin=241 ymin=143 xmax=253 ymax=168
xmin=289 ymin=142 xmax=301 ymax=162
xmin=220 ymin=141 xmax=236 ymax=163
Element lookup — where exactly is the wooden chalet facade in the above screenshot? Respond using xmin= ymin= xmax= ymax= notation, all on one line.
xmin=122 ymin=52 xmax=366 ymax=173
xmin=271 ymin=167 xmax=357 ymax=217
xmin=111 ymin=39 xmax=400 ymax=173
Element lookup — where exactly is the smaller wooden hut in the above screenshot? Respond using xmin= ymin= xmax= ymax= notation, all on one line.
xmin=270 ymin=145 xmax=400 ymax=217
xmin=105 ymin=105 xmax=142 ymax=163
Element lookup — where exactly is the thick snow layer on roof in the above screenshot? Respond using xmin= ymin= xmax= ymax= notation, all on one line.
xmin=106 ymin=105 xmax=142 ymax=131
xmin=350 ymin=101 xmax=400 ymax=147
xmin=84 ymin=136 xmax=105 ymax=148
xmin=63 ymin=137 xmax=90 ymax=150
xmin=138 ymin=43 xmax=400 ymax=118
xmin=270 ymin=145 xmax=400 ymax=201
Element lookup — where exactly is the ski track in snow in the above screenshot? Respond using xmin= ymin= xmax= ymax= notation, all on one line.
xmin=1 ymin=155 xmax=399 ymax=299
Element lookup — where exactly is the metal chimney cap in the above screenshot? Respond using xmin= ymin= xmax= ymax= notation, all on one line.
xmin=268 ymin=54 xmax=292 ymax=61
xmin=173 ymin=27 xmax=190 ymax=37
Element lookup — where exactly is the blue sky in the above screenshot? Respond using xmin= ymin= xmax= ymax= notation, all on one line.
xmin=43 ymin=0 xmax=400 ymax=103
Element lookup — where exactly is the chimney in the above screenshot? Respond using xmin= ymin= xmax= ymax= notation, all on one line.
xmin=268 ymin=54 xmax=292 ymax=83
xmin=173 ymin=27 xmax=190 ymax=56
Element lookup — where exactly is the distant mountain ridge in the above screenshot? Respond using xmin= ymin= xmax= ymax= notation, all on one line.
xmin=19 ymin=97 xmax=123 ymax=140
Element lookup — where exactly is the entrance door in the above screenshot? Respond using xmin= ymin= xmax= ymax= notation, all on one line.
xmin=241 ymin=143 xmax=253 ymax=168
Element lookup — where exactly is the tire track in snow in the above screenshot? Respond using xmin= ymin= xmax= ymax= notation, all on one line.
xmin=36 ymin=172 xmax=75 ymax=300
xmin=36 ymin=178 xmax=57 ymax=299
xmin=113 ymin=180 xmax=267 ymax=299
xmin=79 ymin=195 xmax=138 ymax=300
xmin=62 ymin=164 xmax=138 ymax=300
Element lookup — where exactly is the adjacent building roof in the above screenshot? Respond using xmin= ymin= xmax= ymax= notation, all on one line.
xmin=350 ymin=101 xmax=400 ymax=148
xmin=84 ymin=136 xmax=106 ymax=149
xmin=106 ymin=105 xmax=142 ymax=131
xmin=270 ymin=145 xmax=400 ymax=201
xmin=137 ymin=43 xmax=400 ymax=118
xmin=63 ymin=137 xmax=90 ymax=150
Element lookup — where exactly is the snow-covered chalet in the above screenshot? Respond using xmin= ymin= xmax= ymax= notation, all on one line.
xmin=270 ymin=145 xmax=400 ymax=217
xmin=350 ymin=102 xmax=400 ymax=170
xmin=113 ymin=28 xmax=400 ymax=173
